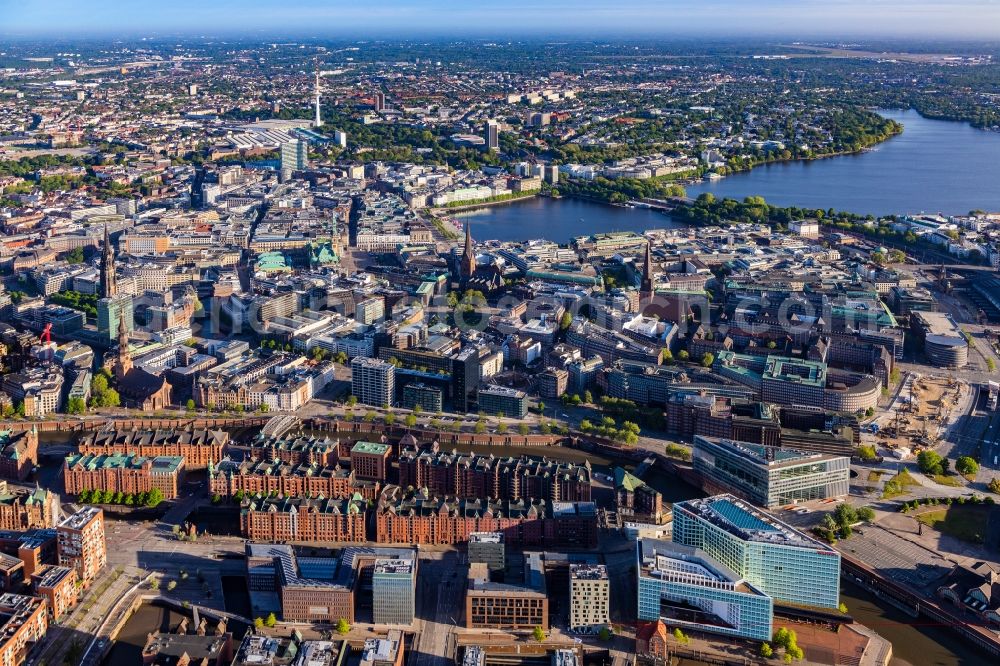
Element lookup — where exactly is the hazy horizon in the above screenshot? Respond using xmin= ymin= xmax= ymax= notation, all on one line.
xmin=2 ymin=0 xmax=1000 ymax=40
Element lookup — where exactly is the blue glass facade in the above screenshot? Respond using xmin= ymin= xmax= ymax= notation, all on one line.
xmin=636 ymin=540 xmax=773 ymax=641
xmin=672 ymin=496 xmax=841 ymax=610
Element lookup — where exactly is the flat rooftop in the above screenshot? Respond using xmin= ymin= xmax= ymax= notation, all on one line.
xmin=469 ymin=532 xmax=503 ymax=544
xmin=638 ymin=539 xmax=765 ymax=597
xmin=467 ymin=553 xmax=547 ymax=596
xmin=34 ymin=565 xmax=73 ymax=588
xmin=58 ymin=506 xmax=101 ymax=531
xmin=478 ymin=385 xmax=527 ymax=399
xmin=914 ymin=311 xmax=966 ymax=340
xmin=569 ymin=563 xmax=608 ymax=580
xmin=351 ymin=441 xmax=390 ymax=455
xmin=763 ymin=356 xmax=827 ymax=388
xmin=373 ymin=558 xmax=414 ymax=576
xmin=675 ymin=495 xmax=832 ymax=551
xmin=694 ymin=436 xmax=844 ymax=468
xmin=361 ymin=631 xmax=403 ymax=666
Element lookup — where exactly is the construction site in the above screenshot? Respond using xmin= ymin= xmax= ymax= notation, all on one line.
xmin=875 ymin=374 xmax=965 ymax=455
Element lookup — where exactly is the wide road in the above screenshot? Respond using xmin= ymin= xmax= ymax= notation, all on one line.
xmin=411 ymin=552 xmax=465 ymax=666
xmin=977 ymin=410 xmax=1000 ymax=475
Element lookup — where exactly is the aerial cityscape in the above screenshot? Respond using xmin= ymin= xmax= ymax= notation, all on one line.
xmin=1 ymin=2 xmax=1000 ymax=666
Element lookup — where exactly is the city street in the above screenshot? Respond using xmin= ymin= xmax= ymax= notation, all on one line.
xmin=412 ymin=552 xmax=465 ymax=666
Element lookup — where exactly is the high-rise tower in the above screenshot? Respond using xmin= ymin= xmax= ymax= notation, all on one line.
xmin=484 ymin=120 xmax=499 ymax=151
xmin=100 ymin=224 xmax=116 ymax=298
xmin=313 ymin=60 xmax=322 ymax=128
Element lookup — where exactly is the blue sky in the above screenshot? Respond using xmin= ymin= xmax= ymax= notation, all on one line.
xmin=2 ymin=0 xmax=1000 ymax=38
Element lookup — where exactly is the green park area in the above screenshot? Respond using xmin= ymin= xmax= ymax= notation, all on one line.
xmin=915 ymin=504 xmax=991 ymax=544
xmin=881 ymin=468 xmax=919 ymax=498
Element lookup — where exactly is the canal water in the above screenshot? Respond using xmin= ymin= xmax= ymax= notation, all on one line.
xmin=103 ymin=600 xmax=249 ymax=665
xmin=839 ymin=581 xmax=988 ymax=666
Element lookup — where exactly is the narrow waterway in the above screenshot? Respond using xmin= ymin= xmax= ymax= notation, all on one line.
xmin=103 ymin=604 xmax=192 ymax=665
xmin=839 ymin=581 xmax=988 ymax=666
xmin=103 ymin=601 xmax=248 ymax=665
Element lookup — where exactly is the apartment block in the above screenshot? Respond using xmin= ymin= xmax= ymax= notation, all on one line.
xmin=569 ymin=564 xmax=609 ymax=634
xmin=0 ymin=555 xmax=22 ymax=593
xmin=0 ymin=530 xmax=57 ymax=581
xmin=351 ymin=357 xmax=395 ymax=407
xmin=0 ymin=593 xmax=47 ymax=666
xmin=57 ymin=507 xmax=106 ymax=588
xmin=536 ymin=367 xmax=568 ymax=400
xmin=32 ymin=565 xmax=78 ymax=621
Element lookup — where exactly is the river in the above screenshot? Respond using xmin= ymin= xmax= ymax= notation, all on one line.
xmin=458 ymin=109 xmax=1000 ymax=243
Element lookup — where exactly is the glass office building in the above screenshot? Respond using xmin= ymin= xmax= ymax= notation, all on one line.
xmin=637 ymin=539 xmax=773 ymax=641
xmin=672 ymin=495 xmax=841 ymax=610
xmin=372 ymin=557 xmax=416 ymax=625
xmin=692 ymin=435 xmax=850 ymax=508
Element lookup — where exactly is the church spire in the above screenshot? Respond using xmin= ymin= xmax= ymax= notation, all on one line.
xmin=640 ymin=239 xmax=654 ymax=296
xmin=101 ymin=224 xmax=117 ymax=298
xmin=460 ymin=222 xmax=476 ymax=279
xmin=115 ymin=310 xmax=132 ymax=380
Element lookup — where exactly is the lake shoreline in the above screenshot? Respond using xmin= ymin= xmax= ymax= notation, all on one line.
xmin=428 ymin=191 xmax=540 ymax=214
xmin=456 ymin=195 xmax=678 ymax=243
xmin=685 ymin=109 xmax=1000 ymax=216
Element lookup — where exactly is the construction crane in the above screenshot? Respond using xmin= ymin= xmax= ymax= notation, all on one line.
xmin=39 ymin=323 xmax=52 ymax=344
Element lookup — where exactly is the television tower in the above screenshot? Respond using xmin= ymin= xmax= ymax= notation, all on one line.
xmin=313 ymin=59 xmax=322 ymax=128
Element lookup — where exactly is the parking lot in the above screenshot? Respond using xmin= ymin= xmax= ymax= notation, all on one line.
xmin=838 ymin=524 xmax=954 ymax=594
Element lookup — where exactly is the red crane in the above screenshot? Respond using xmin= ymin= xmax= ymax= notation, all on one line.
xmin=40 ymin=323 xmax=52 ymax=344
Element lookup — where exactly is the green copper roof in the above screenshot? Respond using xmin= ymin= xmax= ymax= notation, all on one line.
xmin=614 ymin=467 xmax=646 ymax=492
xmin=351 ymin=441 xmax=390 ymax=455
